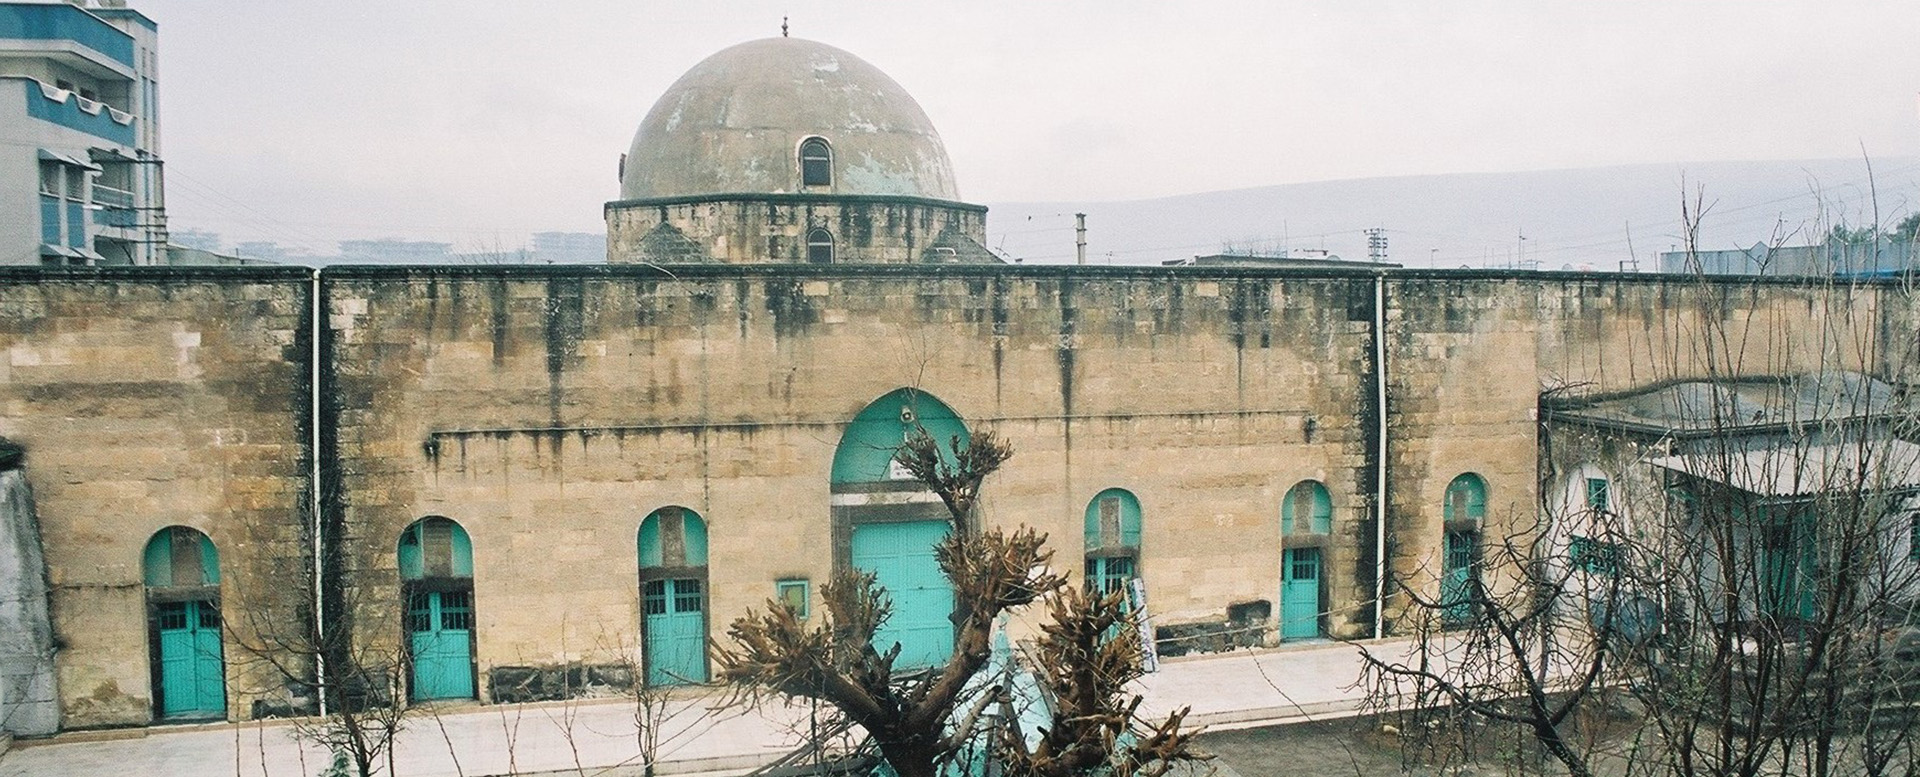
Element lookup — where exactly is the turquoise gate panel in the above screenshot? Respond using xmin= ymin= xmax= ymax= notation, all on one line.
xmin=1281 ymin=548 xmax=1322 ymax=639
xmin=156 ymin=600 xmax=225 ymax=718
xmin=1441 ymin=530 xmax=1477 ymax=625
xmin=851 ymin=520 xmax=954 ymax=668
xmin=644 ymin=578 xmax=708 ymax=685
xmin=408 ymin=590 xmax=475 ymax=700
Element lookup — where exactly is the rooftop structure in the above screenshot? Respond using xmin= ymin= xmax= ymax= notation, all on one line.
xmin=0 ymin=0 xmax=165 ymax=266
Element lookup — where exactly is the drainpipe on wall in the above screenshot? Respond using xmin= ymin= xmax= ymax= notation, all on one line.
xmin=309 ymin=268 xmax=327 ymax=717
xmin=1372 ymin=271 xmax=1389 ymax=640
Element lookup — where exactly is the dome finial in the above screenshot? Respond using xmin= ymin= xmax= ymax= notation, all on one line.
xmin=781 ymin=16 xmax=789 ymax=37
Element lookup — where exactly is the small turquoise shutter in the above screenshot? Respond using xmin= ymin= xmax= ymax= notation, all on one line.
xmin=199 ymin=534 xmax=220 ymax=585
xmin=682 ymin=513 xmax=708 ymax=566
xmin=1310 ymin=486 xmax=1333 ymax=534
xmin=143 ymin=533 xmax=171 ymax=587
xmin=449 ymin=526 xmax=473 ymax=577
xmin=638 ymin=515 xmax=662 ymax=568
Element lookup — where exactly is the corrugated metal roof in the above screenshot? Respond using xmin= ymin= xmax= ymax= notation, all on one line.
xmin=1650 ymin=439 xmax=1920 ymax=498
xmin=1550 ymin=371 xmax=1905 ymax=434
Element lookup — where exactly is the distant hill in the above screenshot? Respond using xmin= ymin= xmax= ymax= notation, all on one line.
xmin=984 ymin=158 xmax=1920 ymax=270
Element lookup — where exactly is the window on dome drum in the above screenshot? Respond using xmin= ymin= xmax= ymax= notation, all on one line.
xmin=800 ymin=138 xmax=832 ymax=186
xmin=807 ymin=228 xmax=834 ymax=264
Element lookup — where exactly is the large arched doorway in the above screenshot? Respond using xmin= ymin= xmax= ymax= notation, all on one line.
xmin=830 ymin=388 xmax=968 ymax=668
xmin=143 ymin=526 xmax=226 ymax=719
xmin=639 ymin=506 xmax=709 ymax=686
xmin=398 ymin=517 xmax=476 ymax=701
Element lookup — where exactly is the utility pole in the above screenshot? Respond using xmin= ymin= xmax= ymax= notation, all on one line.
xmin=1075 ymin=213 xmax=1087 ymax=265
xmin=1365 ymin=227 xmax=1388 ymax=264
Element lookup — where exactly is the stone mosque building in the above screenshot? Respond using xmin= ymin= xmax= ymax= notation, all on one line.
xmin=0 ymin=32 xmax=1913 ymax=736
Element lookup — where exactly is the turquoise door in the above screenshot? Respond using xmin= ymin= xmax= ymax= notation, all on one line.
xmin=852 ymin=520 xmax=954 ymax=668
xmin=1762 ymin=519 xmax=1816 ymax=620
xmin=156 ymin=600 xmax=226 ymax=718
xmin=408 ymin=590 xmax=475 ymax=700
xmin=1086 ymin=555 xmax=1136 ymax=596
xmin=1281 ymin=548 xmax=1322 ymax=639
xmin=1441 ymin=531 xmax=1477 ymax=625
xmin=644 ymin=578 xmax=708 ymax=685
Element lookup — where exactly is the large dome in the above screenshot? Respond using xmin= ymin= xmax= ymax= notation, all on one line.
xmin=619 ymin=37 xmax=961 ymax=201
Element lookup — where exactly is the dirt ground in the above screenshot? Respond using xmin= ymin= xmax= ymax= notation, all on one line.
xmin=1197 ymin=712 xmax=1616 ymax=777
xmin=1197 ymin=717 xmax=1417 ymax=777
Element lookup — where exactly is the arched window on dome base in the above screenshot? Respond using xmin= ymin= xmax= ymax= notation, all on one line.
xmin=799 ymin=137 xmax=832 ymax=187
xmin=807 ymin=228 xmax=835 ymax=264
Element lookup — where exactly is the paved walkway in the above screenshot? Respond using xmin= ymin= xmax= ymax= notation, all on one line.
xmin=0 ymin=639 xmax=1421 ymax=777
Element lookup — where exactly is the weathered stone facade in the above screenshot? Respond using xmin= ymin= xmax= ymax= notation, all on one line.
xmin=0 ymin=267 xmax=312 ymax=729
xmin=5 ymin=264 xmax=1912 ymax=730
xmin=605 ymin=194 xmax=991 ymax=265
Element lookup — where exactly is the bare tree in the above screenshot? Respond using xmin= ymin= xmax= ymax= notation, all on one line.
xmin=229 ymin=558 xmax=410 ymax=777
xmin=998 ymin=584 xmax=1207 ymax=777
xmin=1362 ymin=187 xmax=1920 ymax=777
xmin=718 ymin=428 xmax=1204 ymax=777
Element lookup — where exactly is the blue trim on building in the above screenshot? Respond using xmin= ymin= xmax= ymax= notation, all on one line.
xmin=39 ymin=195 xmax=59 ymax=245
xmin=0 ymin=4 xmax=136 ymax=67
xmin=89 ymin=7 xmax=157 ymax=32
xmin=21 ymin=81 xmax=136 ymax=146
xmin=64 ymin=201 xmax=84 ymax=248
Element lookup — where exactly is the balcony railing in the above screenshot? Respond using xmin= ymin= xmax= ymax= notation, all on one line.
xmin=90 ymin=184 xmax=132 ymax=209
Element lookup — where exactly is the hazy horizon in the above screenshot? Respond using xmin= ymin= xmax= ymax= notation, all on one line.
xmin=128 ymin=1 xmax=1920 ymax=261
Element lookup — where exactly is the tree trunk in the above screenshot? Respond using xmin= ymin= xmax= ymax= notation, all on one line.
xmin=877 ymin=737 xmax=944 ymax=777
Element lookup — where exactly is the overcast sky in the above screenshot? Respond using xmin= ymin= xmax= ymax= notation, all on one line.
xmin=139 ymin=1 xmax=1920 ymax=254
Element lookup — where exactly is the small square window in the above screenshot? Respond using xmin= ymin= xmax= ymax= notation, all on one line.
xmin=1585 ymin=478 xmax=1610 ymax=512
xmin=777 ymin=579 xmax=810 ymax=618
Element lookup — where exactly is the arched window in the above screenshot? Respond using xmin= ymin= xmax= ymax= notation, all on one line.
xmin=1441 ymin=474 xmax=1487 ymax=625
xmin=399 ymin=517 xmax=476 ymax=701
xmin=1282 ymin=480 xmax=1333 ymax=535
xmin=142 ymin=526 xmax=226 ymax=719
xmin=1444 ymin=473 xmax=1487 ymax=524
xmin=807 ymin=228 xmax=834 ymax=264
xmin=1084 ymin=488 xmax=1142 ymax=596
xmin=1567 ymin=469 xmax=1621 ymax=574
xmin=799 ymin=137 xmax=832 ymax=187
xmin=639 ymin=506 xmax=710 ymax=686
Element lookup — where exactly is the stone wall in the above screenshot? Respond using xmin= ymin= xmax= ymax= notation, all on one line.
xmin=0 ymin=268 xmax=312 ymax=728
xmin=321 ymin=265 xmax=1383 ymax=695
xmin=606 ymin=195 xmax=989 ymax=265
xmin=10 ymin=264 xmax=1913 ymax=728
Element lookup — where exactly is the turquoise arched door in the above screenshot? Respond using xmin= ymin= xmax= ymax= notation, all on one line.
xmin=1280 ymin=481 xmax=1332 ymax=640
xmin=1441 ymin=474 xmax=1487 ymax=625
xmin=640 ymin=506 xmax=710 ymax=686
xmin=144 ymin=527 xmax=226 ymax=719
xmin=834 ymin=389 xmax=968 ymax=668
xmin=399 ymin=517 xmax=475 ymax=701
xmin=1083 ymin=488 xmax=1142 ymax=596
